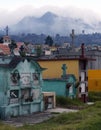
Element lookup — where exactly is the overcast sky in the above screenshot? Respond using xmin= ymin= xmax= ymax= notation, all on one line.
xmin=0 ymin=0 xmax=101 ymax=11
xmin=0 ymin=0 xmax=101 ymax=27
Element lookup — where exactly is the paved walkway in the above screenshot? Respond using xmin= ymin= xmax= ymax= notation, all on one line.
xmin=2 ymin=108 xmax=78 ymax=127
xmin=45 ymin=107 xmax=78 ymax=113
xmin=3 ymin=112 xmax=52 ymax=127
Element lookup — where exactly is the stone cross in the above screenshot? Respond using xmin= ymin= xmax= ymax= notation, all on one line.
xmin=62 ymin=64 xmax=67 ymax=78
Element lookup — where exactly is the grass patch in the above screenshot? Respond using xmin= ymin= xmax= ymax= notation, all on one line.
xmin=56 ymin=96 xmax=86 ymax=109
xmin=0 ymin=102 xmax=101 ymax=129
xmin=17 ymin=101 xmax=101 ymax=130
xmin=43 ymin=101 xmax=101 ymax=130
xmin=0 ymin=94 xmax=101 ymax=130
xmin=88 ymin=91 xmax=101 ymax=102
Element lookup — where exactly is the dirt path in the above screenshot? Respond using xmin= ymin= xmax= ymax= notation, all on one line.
xmin=2 ymin=112 xmax=53 ymax=127
xmin=2 ymin=108 xmax=78 ymax=127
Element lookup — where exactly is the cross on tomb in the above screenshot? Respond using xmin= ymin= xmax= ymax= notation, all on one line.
xmin=62 ymin=64 xmax=67 ymax=78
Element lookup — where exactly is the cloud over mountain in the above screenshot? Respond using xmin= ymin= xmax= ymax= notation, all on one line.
xmin=10 ymin=11 xmax=101 ymax=35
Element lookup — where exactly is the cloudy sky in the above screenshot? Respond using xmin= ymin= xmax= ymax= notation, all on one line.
xmin=1 ymin=0 xmax=101 ymax=11
xmin=0 ymin=0 xmax=101 ymax=27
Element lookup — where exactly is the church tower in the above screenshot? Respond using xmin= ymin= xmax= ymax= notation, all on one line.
xmin=3 ymin=26 xmax=11 ymax=46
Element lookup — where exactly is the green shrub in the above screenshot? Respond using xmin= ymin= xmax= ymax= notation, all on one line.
xmin=56 ymin=96 xmax=84 ymax=108
xmin=88 ymin=91 xmax=101 ymax=102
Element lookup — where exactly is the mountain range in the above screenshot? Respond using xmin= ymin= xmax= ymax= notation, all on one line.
xmin=10 ymin=11 xmax=101 ymax=35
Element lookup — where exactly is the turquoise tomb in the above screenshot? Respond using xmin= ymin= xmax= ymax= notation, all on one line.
xmin=43 ymin=64 xmax=77 ymax=98
xmin=0 ymin=56 xmax=45 ymax=119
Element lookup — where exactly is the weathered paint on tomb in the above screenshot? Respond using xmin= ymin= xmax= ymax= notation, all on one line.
xmin=0 ymin=56 xmax=45 ymax=119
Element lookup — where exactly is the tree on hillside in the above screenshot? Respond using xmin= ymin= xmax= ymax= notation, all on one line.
xmin=0 ymin=37 xmax=3 ymax=43
xmin=36 ymin=46 xmax=42 ymax=57
xmin=19 ymin=45 xmax=26 ymax=57
xmin=8 ymin=40 xmax=17 ymax=55
xmin=24 ymin=42 xmax=29 ymax=46
xmin=45 ymin=35 xmax=53 ymax=46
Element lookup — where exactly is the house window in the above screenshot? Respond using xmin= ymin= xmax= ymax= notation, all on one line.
xmin=5 ymin=39 xmax=7 ymax=42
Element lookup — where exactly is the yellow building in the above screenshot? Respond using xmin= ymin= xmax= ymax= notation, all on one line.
xmin=88 ymin=70 xmax=101 ymax=92
xmin=38 ymin=55 xmax=91 ymax=102
xmin=38 ymin=59 xmax=79 ymax=79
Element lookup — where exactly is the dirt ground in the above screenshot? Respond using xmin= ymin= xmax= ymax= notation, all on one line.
xmin=2 ymin=108 xmax=78 ymax=127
